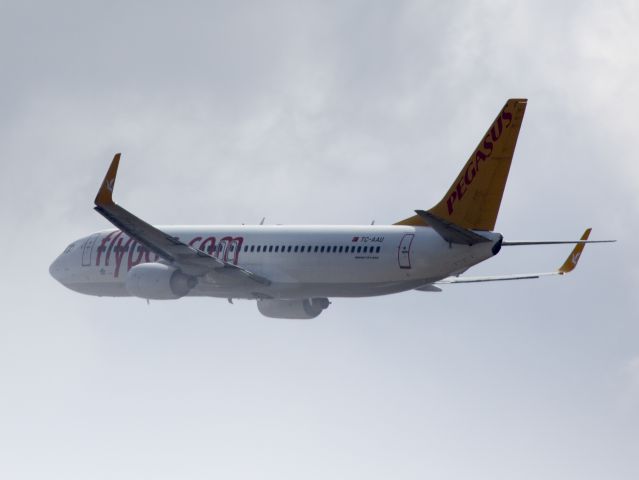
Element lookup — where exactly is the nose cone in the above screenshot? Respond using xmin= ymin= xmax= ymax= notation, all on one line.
xmin=49 ymin=254 xmax=65 ymax=283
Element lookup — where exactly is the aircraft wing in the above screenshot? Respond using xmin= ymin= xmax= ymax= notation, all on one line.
xmin=94 ymin=153 xmax=270 ymax=284
xmin=428 ymin=228 xmax=597 ymax=286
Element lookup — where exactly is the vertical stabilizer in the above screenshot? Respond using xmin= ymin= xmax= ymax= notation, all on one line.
xmin=396 ymin=99 xmax=527 ymax=231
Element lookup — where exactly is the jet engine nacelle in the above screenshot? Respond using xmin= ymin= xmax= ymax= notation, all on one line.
xmin=125 ymin=263 xmax=197 ymax=300
xmin=257 ymin=298 xmax=330 ymax=319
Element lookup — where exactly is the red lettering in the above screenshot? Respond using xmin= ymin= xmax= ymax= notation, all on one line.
xmin=474 ymin=148 xmax=488 ymax=173
xmin=490 ymin=116 xmax=503 ymax=142
xmin=114 ymin=236 xmax=134 ymax=277
xmin=212 ymin=236 xmax=244 ymax=264
xmin=464 ymin=163 xmax=476 ymax=185
xmin=501 ymin=108 xmax=512 ymax=127
xmin=188 ymin=236 xmax=202 ymax=247
xmin=137 ymin=246 xmax=158 ymax=263
xmin=199 ymin=236 xmax=216 ymax=254
xmin=482 ymin=135 xmax=493 ymax=155
xmin=104 ymin=231 xmax=123 ymax=266
xmin=455 ymin=179 xmax=467 ymax=203
xmin=98 ymin=233 xmax=245 ymax=277
xmin=127 ymin=240 xmax=145 ymax=271
xmin=96 ymin=231 xmax=117 ymax=266
xmin=447 ymin=191 xmax=458 ymax=215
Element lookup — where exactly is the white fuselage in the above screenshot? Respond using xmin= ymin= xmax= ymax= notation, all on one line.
xmin=50 ymin=225 xmax=502 ymax=299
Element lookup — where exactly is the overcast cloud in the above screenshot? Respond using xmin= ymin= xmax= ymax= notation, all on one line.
xmin=0 ymin=1 xmax=637 ymax=479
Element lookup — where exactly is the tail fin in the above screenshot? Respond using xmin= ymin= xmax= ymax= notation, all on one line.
xmin=396 ymin=98 xmax=527 ymax=231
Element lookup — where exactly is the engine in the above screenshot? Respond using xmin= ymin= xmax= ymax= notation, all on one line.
xmin=125 ymin=263 xmax=197 ymax=300
xmin=257 ymin=298 xmax=330 ymax=319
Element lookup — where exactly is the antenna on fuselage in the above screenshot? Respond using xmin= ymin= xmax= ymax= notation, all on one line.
xmin=371 ymin=220 xmax=375 ymax=225
xmin=260 ymin=217 xmax=266 ymax=225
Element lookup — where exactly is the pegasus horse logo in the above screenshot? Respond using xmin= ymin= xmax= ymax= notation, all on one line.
xmin=571 ymin=252 xmax=581 ymax=266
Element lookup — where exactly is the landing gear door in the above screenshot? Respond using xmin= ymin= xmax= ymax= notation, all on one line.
xmin=398 ymin=233 xmax=414 ymax=269
xmin=81 ymin=233 xmax=100 ymax=267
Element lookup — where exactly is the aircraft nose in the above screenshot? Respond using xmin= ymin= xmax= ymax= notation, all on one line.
xmin=49 ymin=253 xmax=72 ymax=285
xmin=49 ymin=254 xmax=63 ymax=282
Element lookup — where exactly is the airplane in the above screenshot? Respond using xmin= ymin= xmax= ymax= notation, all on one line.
xmin=49 ymin=99 xmax=614 ymax=318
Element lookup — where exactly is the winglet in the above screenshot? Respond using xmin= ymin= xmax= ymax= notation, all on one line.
xmin=95 ymin=153 xmax=121 ymax=206
xmin=558 ymin=228 xmax=591 ymax=274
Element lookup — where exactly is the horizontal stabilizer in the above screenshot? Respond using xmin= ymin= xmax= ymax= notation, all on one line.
xmin=436 ymin=273 xmax=549 ymax=284
xmin=422 ymin=228 xmax=605 ymax=286
xmin=415 ymin=210 xmax=491 ymax=245
xmin=502 ymin=240 xmax=615 ymax=246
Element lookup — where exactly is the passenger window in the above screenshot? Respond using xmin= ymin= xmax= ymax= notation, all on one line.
xmin=376 ymin=246 xmax=381 ymax=253
xmin=314 ymin=246 xmax=319 ymax=253
xmin=257 ymin=246 xmax=261 ymax=252
xmin=268 ymin=246 xmax=272 ymax=252
xmin=300 ymin=246 xmax=305 ymax=252
xmin=287 ymin=246 xmax=292 ymax=252
xmin=339 ymin=246 xmax=343 ymax=253
xmin=275 ymin=246 xmax=279 ymax=252
xmin=320 ymin=246 xmax=325 ymax=253
xmin=357 ymin=246 xmax=362 ymax=253
xmin=294 ymin=246 xmax=299 ymax=252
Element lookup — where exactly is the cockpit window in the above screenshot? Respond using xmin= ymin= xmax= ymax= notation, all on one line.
xmin=63 ymin=243 xmax=75 ymax=254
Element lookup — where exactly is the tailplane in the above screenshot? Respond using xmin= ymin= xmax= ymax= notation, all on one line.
xmin=396 ymin=98 xmax=527 ymax=231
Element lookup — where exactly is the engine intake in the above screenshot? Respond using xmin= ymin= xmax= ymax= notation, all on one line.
xmin=257 ymin=298 xmax=330 ymax=319
xmin=125 ymin=263 xmax=196 ymax=300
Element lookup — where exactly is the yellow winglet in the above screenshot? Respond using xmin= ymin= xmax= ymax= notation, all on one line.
xmin=94 ymin=153 xmax=121 ymax=206
xmin=558 ymin=228 xmax=591 ymax=274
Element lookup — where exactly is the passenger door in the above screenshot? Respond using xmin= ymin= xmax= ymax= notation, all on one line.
xmin=398 ymin=234 xmax=414 ymax=269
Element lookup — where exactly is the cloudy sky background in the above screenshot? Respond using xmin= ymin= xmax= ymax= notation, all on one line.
xmin=1 ymin=1 xmax=638 ymax=478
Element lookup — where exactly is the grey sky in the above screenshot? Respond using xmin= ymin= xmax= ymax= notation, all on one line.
xmin=0 ymin=1 xmax=637 ymax=479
